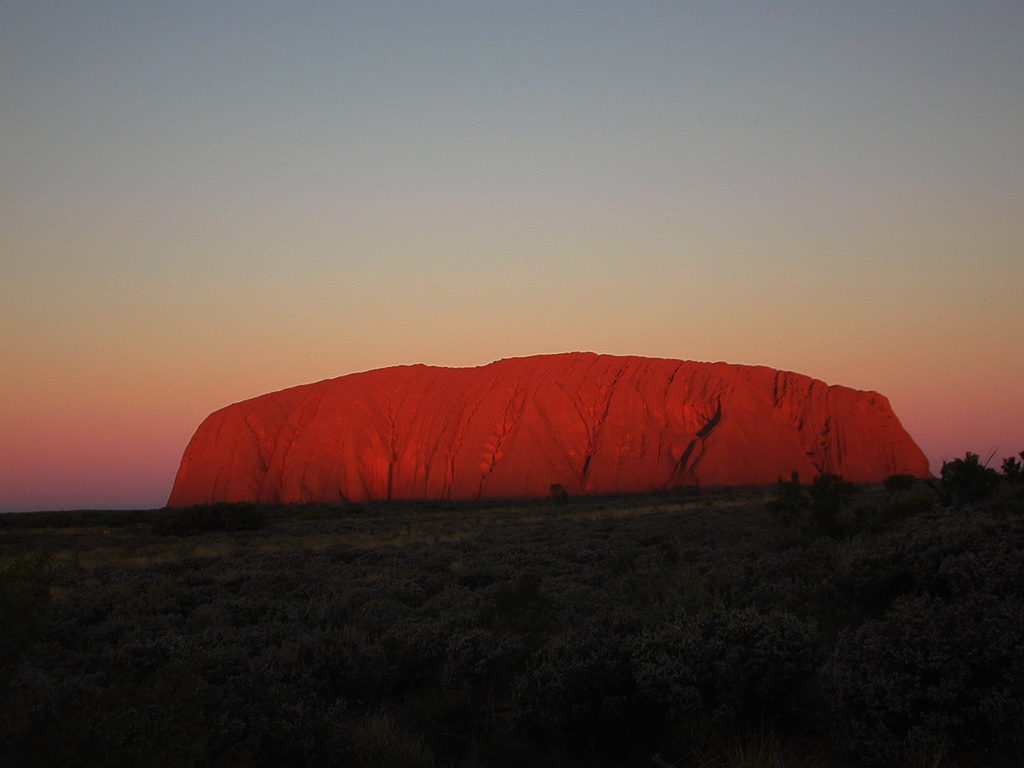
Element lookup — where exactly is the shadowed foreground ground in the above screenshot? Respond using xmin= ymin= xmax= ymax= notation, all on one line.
xmin=2 ymin=484 xmax=1023 ymax=767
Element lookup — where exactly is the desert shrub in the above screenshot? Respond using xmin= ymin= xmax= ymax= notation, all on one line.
xmin=834 ymin=509 xmax=1024 ymax=619
xmin=764 ymin=472 xmax=807 ymax=521
xmin=684 ymin=724 xmax=825 ymax=768
xmin=884 ymin=494 xmax=933 ymax=521
xmin=1003 ymin=452 xmax=1024 ymax=498
xmin=8 ymin=490 xmax=1024 ymax=766
xmin=511 ymin=608 xmax=820 ymax=757
xmin=765 ymin=472 xmax=857 ymax=535
xmin=0 ymin=509 xmax=163 ymax=532
xmin=549 ymin=484 xmax=569 ymax=504
xmin=477 ymin=573 xmax=553 ymax=635
xmin=0 ymin=551 xmax=52 ymax=671
xmin=884 ymin=474 xmax=917 ymax=497
xmin=808 ymin=473 xmax=857 ymax=535
xmin=153 ymin=502 xmax=266 ymax=536
xmin=939 ymin=453 xmax=1001 ymax=506
xmin=633 ymin=609 xmax=821 ymax=729
xmin=2 ymin=655 xmax=212 ymax=768
xmin=266 ymin=629 xmax=395 ymax=707
xmin=824 ymin=594 xmax=1024 ymax=765
xmin=442 ymin=629 xmax=521 ymax=702
xmin=202 ymin=664 xmax=350 ymax=768
xmin=1002 ymin=452 xmax=1023 ymax=478
xmin=350 ymin=711 xmax=434 ymax=768
xmin=377 ymin=628 xmax=448 ymax=697
xmin=512 ymin=628 xmax=642 ymax=750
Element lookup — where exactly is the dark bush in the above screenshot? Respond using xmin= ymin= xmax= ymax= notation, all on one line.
xmin=549 ymin=484 xmax=569 ymax=504
xmin=477 ymin=573 xmax=553 ymax=634
xmin=512 ymin=628 xmax=642 ymax=750
xmin=824 ymin=594 xmax=1024 ymax=765
xmin=634 ymin=609 xmax=821 ymax=728
xmin=1002 ymin=452 xmax=1023 ymax=479
xmin=4 ymin=489 xmax=1023 ymax=767
xmin=203 ymin=661 xmax=350 ymax=768
xmin=153 ymin=503 xmax=266 ymax=536
xmin=940 ymin=452 xmax=1001 ymax=506
xmin=835 ymin=509 xmax=1024 ymax=618
xmin=350 ymin=711 xmax=433 ymax=768
xmin=512 ymin=608 xmax=820 ymax=756
xmin=0 ymin=551 xmax=52 ymax=671
xmin=765 ymin=471 xmax=807 ymax=521
xmin=884 ymin=474 xmax=916 ymax=497
xmin=2 ymin=654 xmax=214 ymax=768
xmin=442 ymin=629 xmax=521 ymax=701
xmin=1003 ymin=452 xmax=1024 ymax=498
xmin=808 ymin=473 xmax=857 ymax=534
xmin=883 ymin=494 xmax=933 ymax=521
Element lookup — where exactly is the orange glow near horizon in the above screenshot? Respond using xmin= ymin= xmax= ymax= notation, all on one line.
xmin=3 ymin=342 xmax=1021 ymax=511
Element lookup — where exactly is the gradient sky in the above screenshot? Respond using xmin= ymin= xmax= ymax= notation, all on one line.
xmin=2 ymin=1 xmax=1022 ymax=512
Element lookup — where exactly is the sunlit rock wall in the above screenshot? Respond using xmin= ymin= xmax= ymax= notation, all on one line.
xmin=168 ymin=352 xmax=931 ymax=506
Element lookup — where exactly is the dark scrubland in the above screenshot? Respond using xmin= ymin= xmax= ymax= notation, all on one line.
xmin=2 ymin=468 xmax=1024 ymax=768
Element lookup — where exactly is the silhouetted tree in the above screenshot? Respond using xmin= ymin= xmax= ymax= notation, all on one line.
xmin=549 ymin=484 xmax=569 ymax=505
xmin=1003 ymin=452 xmax=1024 ymax=498
xmin=940 ymin=452 xmax=1001 ymax=506
xmin=765 ymin=471 xmax=807 ymax=522
xmin=1004 ymin=454 xmax=1023 ymax=480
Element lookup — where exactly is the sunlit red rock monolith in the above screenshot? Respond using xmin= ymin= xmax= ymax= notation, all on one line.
xmin=167 ymin=352 xmax=930 ymax=506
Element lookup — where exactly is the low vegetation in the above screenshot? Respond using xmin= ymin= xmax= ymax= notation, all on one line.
xmin=1 ymin=453 xmax=1022 ymax=767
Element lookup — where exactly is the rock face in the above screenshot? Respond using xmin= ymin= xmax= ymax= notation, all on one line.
xmin=168 ymin=353 xmax=931 ymax=507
